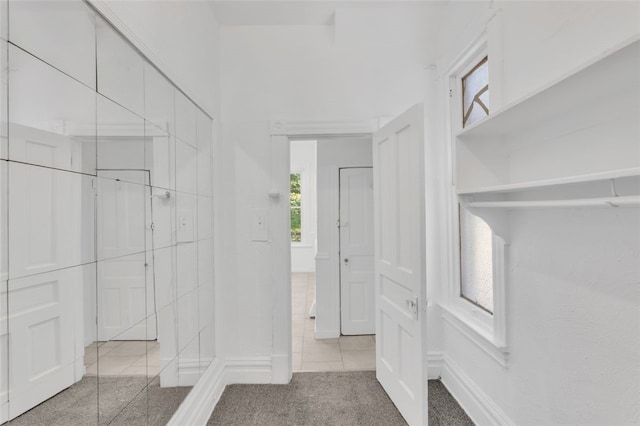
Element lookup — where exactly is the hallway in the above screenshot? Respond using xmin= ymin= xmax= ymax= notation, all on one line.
xmin=292 ymin=273 xmax=376 ymax=372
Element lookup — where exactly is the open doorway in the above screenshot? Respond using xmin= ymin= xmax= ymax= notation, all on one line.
xmin=290 ymin=137 xmax=375 ymax=372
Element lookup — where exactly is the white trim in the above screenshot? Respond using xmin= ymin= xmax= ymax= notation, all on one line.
xmin=224 ymin=356 xmax=273 ymax=384
xmin=427 ymin=352 xmax=444 ymax=379
xmin=270 ymin=119 xmax=377 ymax=136
xmin=440 ymin=303 xmax=509 ymax=367
xmin=441 ymin=356 xmax=514 ymax=426
xmin=313 ymin=329 xmax=340 ymax=339
xmin=167 ymin=358 xmax=225 ymax=426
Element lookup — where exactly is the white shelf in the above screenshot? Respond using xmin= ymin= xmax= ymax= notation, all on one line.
xmin=464 ymin=195 xmax=640 ymax=210
xmin=457 ymin=167 xmax=640 ymax=195
xmin=455 ymin=37 xmax=640 ymax=195
xmin=456 ymin=37 xmax=640 ymax=141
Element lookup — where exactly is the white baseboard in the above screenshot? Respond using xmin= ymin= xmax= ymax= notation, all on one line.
xmin=224 ymin=356 xmax=273 ymax=384
xmin=441 ymin=356 xmax=513 ymax=426
xmin=314 ymin=330 xmax=340 ymax=339
xmin=168 ymin=358 xmax=225 ymax=426
xmin=427 ymin=351 xmax=444 ymax=379
xmin=270 ymin=353 xmax=292 ymax=384
xmin=178 ymin=358 xmax=204 ymax=386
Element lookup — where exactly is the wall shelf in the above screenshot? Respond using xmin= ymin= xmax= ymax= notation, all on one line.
xmin=463 ymin=195 xmax=640 ymax=210
xmin=455 ymin=38 xmax=640 ymax=199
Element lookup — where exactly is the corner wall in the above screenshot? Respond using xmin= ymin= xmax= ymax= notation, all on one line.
xmin=431 ymin=2 xmax=640 ymax=424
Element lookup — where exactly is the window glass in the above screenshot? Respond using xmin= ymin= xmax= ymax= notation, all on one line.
xmin=290 ymin=173 xmax=301 ymax=242
xmin=459 ymin=204 xmax=493 ymax=313
xmin=462 ymin=56 xmax=489 ymax=128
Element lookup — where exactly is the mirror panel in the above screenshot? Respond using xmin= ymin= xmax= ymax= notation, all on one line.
xmin=0 ymin=279 xmax=7 ymax=424
xmin=97 ymin=94 xmax=146 ymax=183
xmin=146 ymin=122 xmax=175 ymax=191
xmin=3 ymin=1 xmax=216 ymax=423
xmin=0 ymin=40 xmax=7 ymax=160
xmin=9 ymin=0 xmax=96 ymax=89
xmin=8 ymin=44 xmax=96 ymax=174
xmin=8 ymin=163 xmax=96 ymax=279
xmin=96 ymin=18 xmax=144 ymax=117
xmin=174 ymin=90 xmax=197 ymax=147
xmin=144 ymin=63 xmax=174 ymax=135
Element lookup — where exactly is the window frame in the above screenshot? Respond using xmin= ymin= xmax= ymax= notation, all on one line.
xmin=290 ymin=171 xmax=303 ymax=243
xmin=441 ymin=31 xmax=509 ymax=365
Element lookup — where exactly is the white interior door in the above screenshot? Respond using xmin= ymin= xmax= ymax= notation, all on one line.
xmin=97 ymin=171 xmax=156 ymax=341
xmin=373 ymin=103 xmax=427 ymax=425
xmin=340 ymin=167 xmax=375 ymax=335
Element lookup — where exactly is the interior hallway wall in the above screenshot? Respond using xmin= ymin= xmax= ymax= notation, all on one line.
xmin=218 ymin=3 xmax=444 ymax=364
xmin=429 ymin=1 xmax=640 ymax=424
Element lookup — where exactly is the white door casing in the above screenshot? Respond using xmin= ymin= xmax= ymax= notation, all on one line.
xmin=340 ymin=167 xmax=375 ymax=335
xmin=373 ymin=104 xmax=428 ymax=425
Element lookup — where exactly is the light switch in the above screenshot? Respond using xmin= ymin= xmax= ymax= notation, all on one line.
xmin=252 ymin=208 xmax=268 ymax=242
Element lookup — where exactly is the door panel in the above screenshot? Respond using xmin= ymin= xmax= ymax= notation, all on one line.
xmin=340 ymin=167 xmax=375 ymax=335
xmin=6 ymin=267 xmax=82 ymax=420
xmin=97 ymin=171 xmax=156 ymax=340
xmin=373 ymin=104 xmax=427 ymax=425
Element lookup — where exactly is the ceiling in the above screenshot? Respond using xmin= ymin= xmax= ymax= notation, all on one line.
xmin=208 ymin=0 xmax=437 ymax=26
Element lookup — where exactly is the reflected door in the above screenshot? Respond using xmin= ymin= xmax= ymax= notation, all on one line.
xmin=340 ymin=167 xmax=375 ymax=335
xmin=97 ymin=170 xmax=156 ymax=341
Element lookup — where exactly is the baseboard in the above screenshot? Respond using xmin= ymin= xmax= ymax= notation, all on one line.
xmin=224 ymin=356 xmax=273 ymax=384
xmin=177 ymin=358 xmax=204 ymax=386
xmin=167 ymin=358 xmax=225 ymax=426
xmin=314 ymin=329 xmax=340 ymax=339
xmin=427 ymin=351 xmax=444 ymax=379
xmin=441 ymin=356 xmax=513 ymax=426
xmin=270 ymin=353 xmax=292 ymax=384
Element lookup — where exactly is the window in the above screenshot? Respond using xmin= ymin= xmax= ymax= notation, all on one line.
xmin=462 ymin=56 xmax=489 ymax=128
xmin=290 ymin=173 xmax=302 ymax=242
xmin=459 ymin=204 xmax=493 ymax=314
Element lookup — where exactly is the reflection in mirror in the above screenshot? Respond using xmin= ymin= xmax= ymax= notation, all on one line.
xmin=2 ymin=1 xmax=215 ymax=423
xmin=9 ymin=0 xmax=96 ymax=89
xmin=96 ymin=18 xmax=144 ymax=117
xmin=144 ymin=63 xmax=174 ymax=135
xmin=8 ymin=44 xmax=96 ymax=174
xmin=0 ymin=280 xmax=7 ymax=424
xmin=1 ymin=40 xmax=7 ymax=160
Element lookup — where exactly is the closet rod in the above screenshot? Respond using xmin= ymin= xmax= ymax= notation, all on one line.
xmin=466 ymin=196 xmax=640 ymax=209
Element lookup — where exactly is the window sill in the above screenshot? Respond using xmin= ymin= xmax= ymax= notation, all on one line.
xmin=439 ymin=302 xmax=509 ymax=367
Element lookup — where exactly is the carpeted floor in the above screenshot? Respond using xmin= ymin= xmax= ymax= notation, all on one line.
xmin=8 ymin=376 xmax=191 ymax=426
xmin=208 ymin=371 xmax=474 ymax=426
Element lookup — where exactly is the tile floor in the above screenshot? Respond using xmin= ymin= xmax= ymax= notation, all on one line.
xmin=84 ymin=340 xmax=161 ymax=377
xmin=293 ymin=272 xmax=376 ymax=372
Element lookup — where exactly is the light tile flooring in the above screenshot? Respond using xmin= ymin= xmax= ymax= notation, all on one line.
xmin=84 ymin=340 xmax=161 ymax=377
xmin=292 ymin=272 xmax=376 ymax=372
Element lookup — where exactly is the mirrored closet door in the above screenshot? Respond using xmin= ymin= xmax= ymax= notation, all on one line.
xmin=0 ymin=1 xmax=215 ymax=424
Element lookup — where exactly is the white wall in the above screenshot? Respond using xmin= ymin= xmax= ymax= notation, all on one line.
xmin=431 ymin=1 xmax=640 ymax=424
xmin=218 ymin=4 xmax=440 ymax=364
xmin=290 ymin=140 xmax=317 ymax=273
xmin=315 ymin=137 xmax=372 ymax=337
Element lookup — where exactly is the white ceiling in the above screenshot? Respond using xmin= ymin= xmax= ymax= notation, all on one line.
xmin=208 ymin=0 xmax=437 ymax=26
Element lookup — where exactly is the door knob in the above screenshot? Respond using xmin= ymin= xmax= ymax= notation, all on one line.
xmin=344 ymin=258 xmax=349 ymax=264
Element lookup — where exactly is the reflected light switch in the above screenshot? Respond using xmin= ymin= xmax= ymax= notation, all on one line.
xmin=252 ymin=208 xmax=268 ymax=242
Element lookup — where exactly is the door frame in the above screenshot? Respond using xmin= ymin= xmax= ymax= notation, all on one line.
xmin=338 ymin=166 xmax=375 ymax=335
xmin=269 ymin=118 xmax=405 ymax=384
